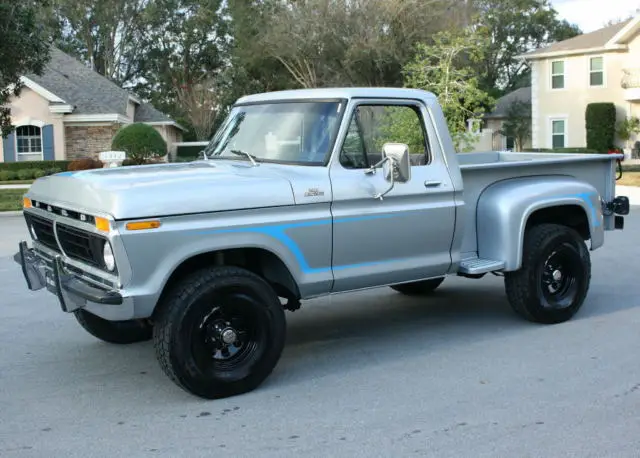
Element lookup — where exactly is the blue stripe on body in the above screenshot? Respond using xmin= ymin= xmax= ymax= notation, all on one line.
xmin=192 ymin=192 xmax=600 ymax=273
xmin=194 ymin=213 xmax=398 ymax=273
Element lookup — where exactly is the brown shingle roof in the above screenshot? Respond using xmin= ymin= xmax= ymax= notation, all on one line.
xmin=522 ymin=19 xmax=632 ymax=58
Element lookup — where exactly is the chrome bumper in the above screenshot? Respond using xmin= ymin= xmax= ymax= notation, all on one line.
xmin=14 ymin=241 xmax=123 ymax=313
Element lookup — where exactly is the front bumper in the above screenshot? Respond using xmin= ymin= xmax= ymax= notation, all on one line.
xmin=14 ymin=241 xmax=124 ymax=314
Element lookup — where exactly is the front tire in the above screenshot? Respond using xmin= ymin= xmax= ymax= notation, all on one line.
xmin=153 ymin=266 xmax=286 ymax=399
xmin=504 ymin=223 xmax=591 ymax=324
xmin=390 ymin=277 xmax=445 ymax=296
xmin=74 ymin=309 xmax=153 ymax=344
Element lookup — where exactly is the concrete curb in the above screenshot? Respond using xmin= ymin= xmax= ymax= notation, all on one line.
xmin=0 ymin=211 xmax=23 ymax=217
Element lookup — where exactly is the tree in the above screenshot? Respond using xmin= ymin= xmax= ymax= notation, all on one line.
xmin=0 ymin=1 xmax=52 ymax=137
xmin=472 ymin=0 xmax=581 ymax=96
xmin=258 ymin=0 xmax=476 ymax=88
xmin=498 ymin=100 xmax=531 ymax=152
xmin=175 ymin=79 xmax=220 ymax=141
xmin=403 ymin=28 xmax=495 ymax=152
xmin=50 ymin=0 xmax=151 ymax=86
xmin=615 ymin=116 xmax=640 ymax=151
xmin=132 ymin=0 xmax=229 ymax=138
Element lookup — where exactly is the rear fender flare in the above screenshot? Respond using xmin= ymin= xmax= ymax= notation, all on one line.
xmin=476 ymin=176 xmax=603 ymax=271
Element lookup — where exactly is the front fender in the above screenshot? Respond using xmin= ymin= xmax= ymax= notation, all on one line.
xmin=476 ymin=176 xmax=603 ymax=271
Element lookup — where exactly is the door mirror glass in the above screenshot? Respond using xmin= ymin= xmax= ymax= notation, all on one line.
xmin=382 ymin=143 xmax=411 ymax=183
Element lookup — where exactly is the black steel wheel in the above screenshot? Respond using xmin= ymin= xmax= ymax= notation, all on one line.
xmin=390 ymin=277 xmax=445 ymax=296
xmin=74 ymin=309 xmax=152 ymax=344
xmin=153 ymin=266 xmax=286 ymax=399
xmin=505 ymin=223 xmax=591 ymax=324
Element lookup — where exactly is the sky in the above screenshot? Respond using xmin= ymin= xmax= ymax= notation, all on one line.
xmin=550 ymin=0 xmax=638 ymax=32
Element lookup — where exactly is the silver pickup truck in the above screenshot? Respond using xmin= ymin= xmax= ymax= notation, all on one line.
xmin=15 ymin=87 xmax=630 ymax=399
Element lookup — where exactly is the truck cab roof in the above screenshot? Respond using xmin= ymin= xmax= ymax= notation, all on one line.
xmin=235 ymin=87 xmax=439 ymax=105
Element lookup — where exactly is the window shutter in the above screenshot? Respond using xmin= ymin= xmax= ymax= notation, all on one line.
xmin=42 ymin=124 xmax=55 ymax=160
xmin=2 ymin=132 xmax=16 ymax=162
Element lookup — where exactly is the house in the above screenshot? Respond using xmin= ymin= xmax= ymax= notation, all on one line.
xmin=0 ymin=47 xmax=185 ymax=163
xmin=467 ymin=87 xmax=532 ymax=152
xmin=518 ymin=16 xmax=640 ymax=154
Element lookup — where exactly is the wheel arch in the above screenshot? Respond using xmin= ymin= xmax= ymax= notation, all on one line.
xmin=155 ymin=247 xmax=301 ymax=314
xmin=476 ymin=176 xmax=604 ymax=271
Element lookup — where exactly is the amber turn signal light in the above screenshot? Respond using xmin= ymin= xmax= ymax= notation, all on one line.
xmin=23 ymin=197 xmax=32 ymax=208
xmin=125 ymin=220 xmax=161 ymax=231
xmin=95 ymin=216 xmax=111 ymax=232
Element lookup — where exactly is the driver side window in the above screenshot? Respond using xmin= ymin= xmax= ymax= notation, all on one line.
xmin=339 ymin=104 xmax=430 ymax=169
xmin=339 ymin=114 xmax=368 ymax=169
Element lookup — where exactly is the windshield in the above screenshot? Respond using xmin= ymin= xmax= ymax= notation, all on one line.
xmin=202 ymin=100 xmax=344 ymax=165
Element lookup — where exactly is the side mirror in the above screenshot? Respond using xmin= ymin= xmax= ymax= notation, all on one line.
xmin=364 ymin=142 xmax=411 ymax=200
xmin=382 ymin=142 xmax=411 ymax=183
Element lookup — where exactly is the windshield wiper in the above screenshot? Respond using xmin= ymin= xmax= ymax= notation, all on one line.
xmin=230 ymin=149 xmax=259 ymax=166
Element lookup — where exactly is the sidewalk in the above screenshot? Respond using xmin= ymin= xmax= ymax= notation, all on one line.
xmin=0 ymin=184 xmax=30 ymax=189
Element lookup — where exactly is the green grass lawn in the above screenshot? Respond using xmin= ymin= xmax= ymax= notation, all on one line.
xmin=0 ymin=189 xmax=26 ymax=212
xmin=619 ymin=171 xmax=640 ymax=187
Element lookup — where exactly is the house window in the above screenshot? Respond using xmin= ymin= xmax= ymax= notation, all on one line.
xmin=589 ymin=56 xmax=604 ymax=86
xmin=15 ymin=125 xmax=43 ymax=161
xmin=551 ymin=60 xmax=565 ymax=89
xmin=551 ymin=119 xmax=566 ymax=148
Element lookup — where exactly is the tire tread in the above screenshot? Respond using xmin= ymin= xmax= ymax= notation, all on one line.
xmin=504 ymin=223 xmax=591 ymax=324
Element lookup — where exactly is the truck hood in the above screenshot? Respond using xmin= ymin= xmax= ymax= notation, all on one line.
xmin=26 ymin=161 xmax=296 ymax=220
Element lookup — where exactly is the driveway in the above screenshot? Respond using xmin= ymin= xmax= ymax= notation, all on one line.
xmin=1 ymin=210 xmax=640 ymax=457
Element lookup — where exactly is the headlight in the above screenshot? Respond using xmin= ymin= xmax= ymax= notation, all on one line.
xmin=103 ymin=241 xmax=115 ymax=271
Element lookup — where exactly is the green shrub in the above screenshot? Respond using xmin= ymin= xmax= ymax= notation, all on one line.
xmin=585 ymin=103 xmax=617 ymax=152
xmin=111 ymin=123 xmax=167 ymax=165
xmin=0 ymin=171 xmax=10 ymax=181
xmin=17 ymin=169 xmax=34 ymax=180
xmin=0 ymin=160 xmax=71 ymax=172
xmin=32 ymin=169 xmax=46 ymax=179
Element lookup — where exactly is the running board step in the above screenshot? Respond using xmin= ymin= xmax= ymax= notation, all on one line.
xmin=458 ymin=258 xmax=505 ymax=275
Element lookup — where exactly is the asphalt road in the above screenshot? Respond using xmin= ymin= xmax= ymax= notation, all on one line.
xmin=1 ymin=210 xmax=640 ymax=458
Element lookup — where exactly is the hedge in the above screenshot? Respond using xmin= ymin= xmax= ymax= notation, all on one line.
xmin=585 ymin=103 xmax=617 ymax=152
xmin=0 ymin=160 xmax=72 ymax=172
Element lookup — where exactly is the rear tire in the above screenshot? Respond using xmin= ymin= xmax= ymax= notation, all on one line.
xmin=504 ymin=223 xmax=591 ymax=324
xmin=74 ymin=309 xmax=153 ymax=344
xmin=152 ymin=265 xmax=286 ymax=399
xmin=390 ymin=277 xmax=445 ymax=296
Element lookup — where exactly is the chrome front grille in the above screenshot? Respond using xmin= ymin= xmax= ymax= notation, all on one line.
xmin=25 ymin=214 xmax=58 ymax=251
xmin=23 ymin=211 xmax=112 ymax=274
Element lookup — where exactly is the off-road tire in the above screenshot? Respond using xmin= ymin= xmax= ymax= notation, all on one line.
xmin=504 ymin=223 xmax=591 ymax=324
xmin=390 ymin=277 xmax=445 ymax=296
xmin=74 ymin=309 xmax=153 ymax=344
xmin=152 ymin=265 xmax=286 ymax=399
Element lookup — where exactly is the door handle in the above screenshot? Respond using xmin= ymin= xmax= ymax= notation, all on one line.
xmin=424 ymin=180 xmax=442 ymax=188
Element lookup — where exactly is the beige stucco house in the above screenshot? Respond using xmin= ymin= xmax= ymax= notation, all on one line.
xmin=1 ymin=47 xmax=185 ymax=163
xmin=519 ymin=16 xmax=640 ymax=154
